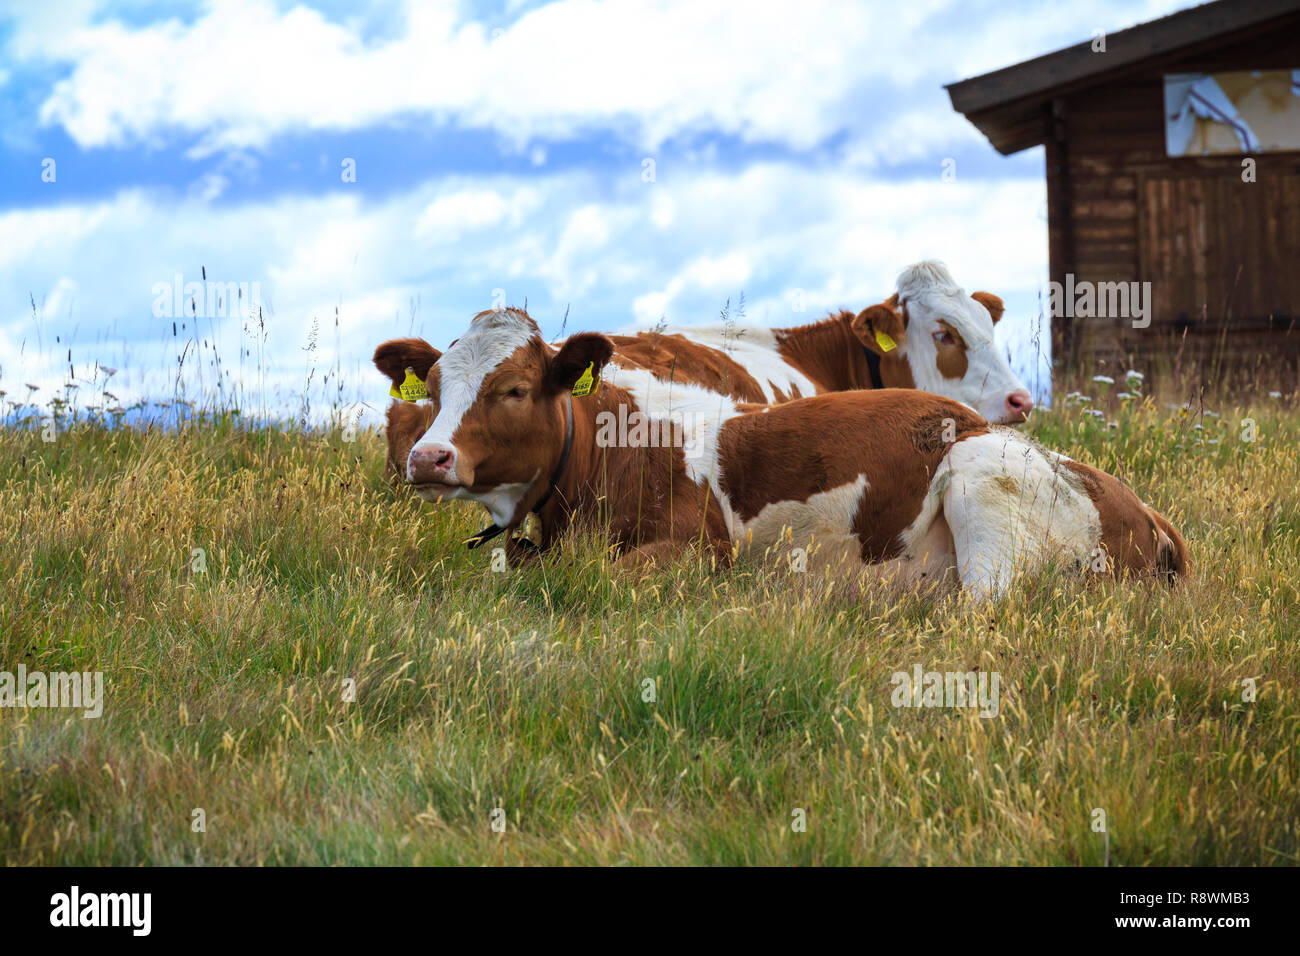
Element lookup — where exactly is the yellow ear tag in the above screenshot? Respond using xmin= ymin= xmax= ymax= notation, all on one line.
xmin=398 ymin=367 xmax=428 ymax=402
xmin=571 ymin=362 xmax=598 ymax=397
xmin=874 ymin=330 xmax=897 ymax=352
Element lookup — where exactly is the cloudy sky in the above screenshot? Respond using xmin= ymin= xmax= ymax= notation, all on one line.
xmin=0 ymin=0 xmax=1197 ymax=420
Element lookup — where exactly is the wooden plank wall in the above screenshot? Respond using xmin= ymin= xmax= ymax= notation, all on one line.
xmin=1051 ymin=27 xmax=1300 ymax=380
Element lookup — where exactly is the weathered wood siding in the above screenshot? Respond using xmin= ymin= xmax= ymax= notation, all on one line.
xmin=1051 ymin=28 xmax=1300 ymax=375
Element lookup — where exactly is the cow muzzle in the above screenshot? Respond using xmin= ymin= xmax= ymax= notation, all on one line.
xmin=999 ymin=390 xmax=1034 ymax=424
xmin=408 ymin=442 xmax=466 ymax=487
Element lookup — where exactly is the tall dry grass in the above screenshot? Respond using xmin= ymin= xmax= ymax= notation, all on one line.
xmin=0 ymin=381 xmax=1297 ymax=864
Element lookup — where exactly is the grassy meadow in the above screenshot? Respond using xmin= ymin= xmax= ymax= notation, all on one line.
xmin=1 ymin=385 xmax=1298 ymax=865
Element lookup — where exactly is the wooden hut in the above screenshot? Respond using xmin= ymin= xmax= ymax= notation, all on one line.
xmin=946 ymin=0 xmax=1300 ymax=382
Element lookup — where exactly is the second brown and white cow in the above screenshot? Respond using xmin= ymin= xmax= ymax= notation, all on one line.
xmin=380 ymin=307 xmax=1187 ymax=599
xmin=614 ymin=260 xmax=1035 ymax=424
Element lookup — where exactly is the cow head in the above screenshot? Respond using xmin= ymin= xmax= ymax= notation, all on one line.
xmin=851 ymin=261 xmax=1033 ymax=424
xmin=373 ymin=337 xmax=440 ymax=479
xmin=383 ymin=308 xmax=614 ymax=527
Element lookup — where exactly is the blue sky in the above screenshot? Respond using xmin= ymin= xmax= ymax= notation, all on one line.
xmin=0 ymin=0 xmax=1197 ymax=420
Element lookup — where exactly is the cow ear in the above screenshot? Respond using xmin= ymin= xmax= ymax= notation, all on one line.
xmin=852 ymin=298 xmax=907 ymax=356
xmin=546 ymin=332 xmax=615 ymax=394
xmin=971 ymin=291 xmax=1005 ymax=324
xmin=373 ymin=338 xmax=440 ymax=390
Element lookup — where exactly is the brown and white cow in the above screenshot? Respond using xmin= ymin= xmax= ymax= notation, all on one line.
xmin=373 ymin=329 xmax=769 ymax=480
xmin=379 ymin=307 xmax=1188 ymax=599
xmin=615 ymin=260 xmax=1035 ymax=424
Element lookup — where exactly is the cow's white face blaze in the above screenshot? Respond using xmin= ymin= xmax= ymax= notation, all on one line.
xmin=853 ymin=261 xmax=1033 ymax=424
xmin=409 ymin=309 xmax=534 ymax=487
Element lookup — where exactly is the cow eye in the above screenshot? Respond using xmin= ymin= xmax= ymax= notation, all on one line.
xmin=932 ymin=330 xmax=956 ymax=346
xmin=506 ymin=385 xmax=528 ymax=400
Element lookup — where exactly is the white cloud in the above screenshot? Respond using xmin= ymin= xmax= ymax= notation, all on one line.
xmin=634 ymin=251 xmax=754 ymax=323
xmin=13 ymin=0 xmax=1197 ymax=155
xmin=188 ymin=171 xmax=228 ymax=202
xmin=0 ymin=0 xmax=1210 ymax=419
xmin=0 ymin=160 xmax=1055 ymax=417
xmin=42 ymin=276 xmax=79 ymax=323
xmin=413 ymin=186 xmax=537 ymax=239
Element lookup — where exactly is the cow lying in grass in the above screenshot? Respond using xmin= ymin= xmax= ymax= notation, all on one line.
xmin=373 ymin=331 xmax=764 ymax=481
xmin=376 ymin=307 xmax=1188 ymax=598
xmin=611 ymin=260 xmax=1034 ymax=424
